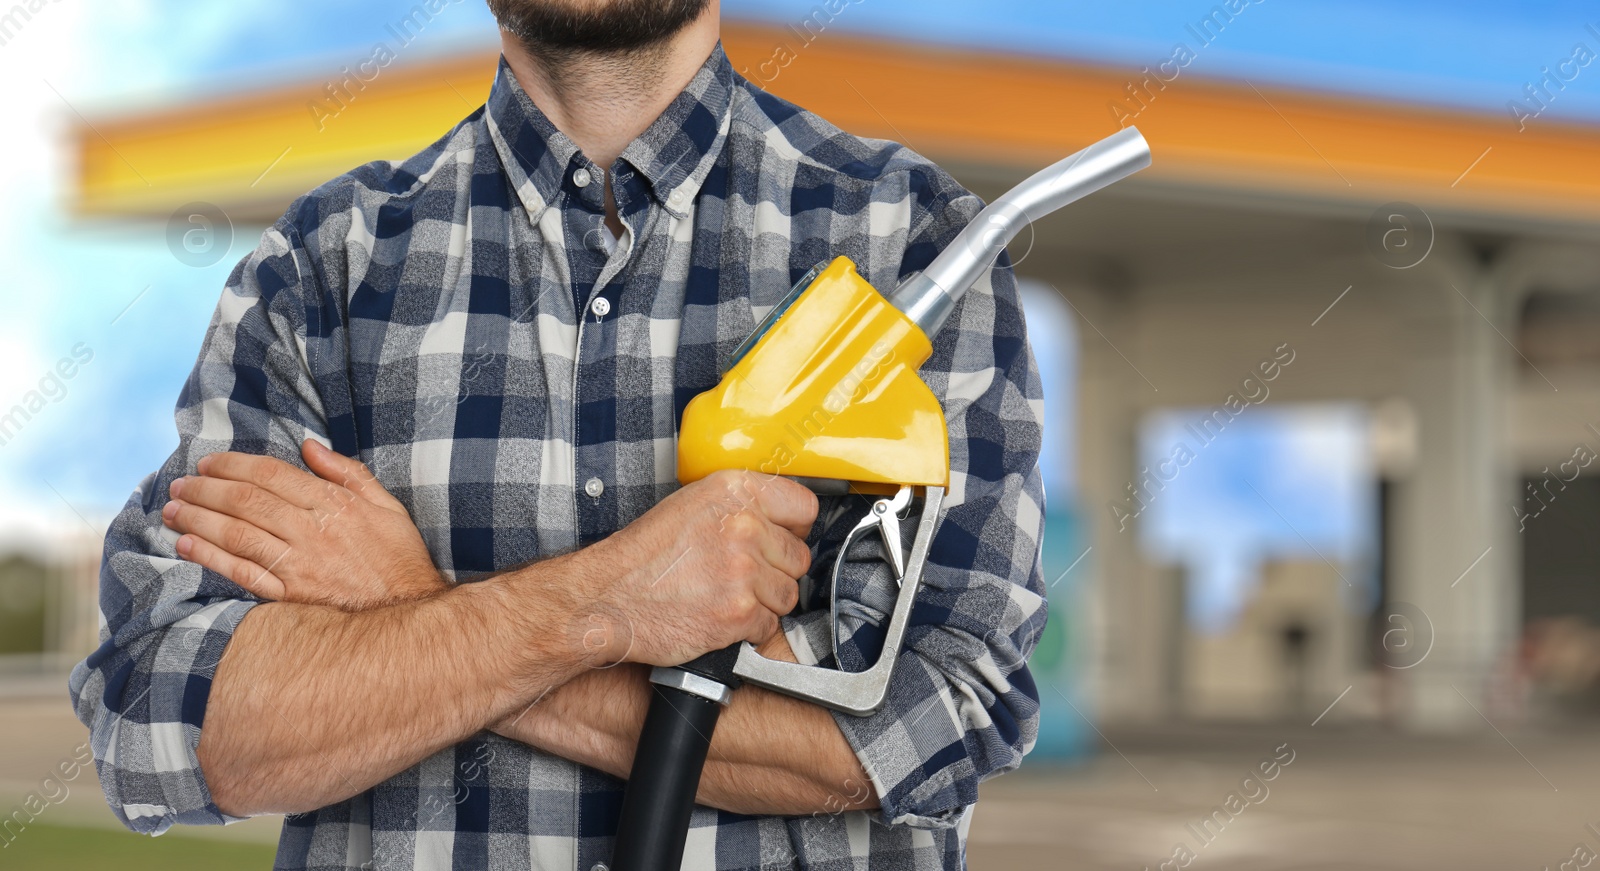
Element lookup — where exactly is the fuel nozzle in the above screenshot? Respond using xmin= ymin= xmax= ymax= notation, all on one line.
xmin=887 ymin=126 xmax=1152 ymax=336
xmin=616 ymin=124 xmax=1153 ymax=871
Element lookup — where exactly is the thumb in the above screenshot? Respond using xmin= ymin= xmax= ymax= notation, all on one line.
xmin=302 ymin=439 xmax=404 ymax=512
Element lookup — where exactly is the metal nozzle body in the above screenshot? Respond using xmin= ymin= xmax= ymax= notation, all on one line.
xmin=887 ymin=126 xmax=1152 ymax=337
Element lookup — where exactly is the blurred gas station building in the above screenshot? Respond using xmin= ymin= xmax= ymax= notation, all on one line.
xmin=41 ymin=10 xmax=1600 ymax=750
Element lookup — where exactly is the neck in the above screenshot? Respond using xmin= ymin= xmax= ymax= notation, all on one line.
xmin=500 ymin=12 xmax=720 ymax=172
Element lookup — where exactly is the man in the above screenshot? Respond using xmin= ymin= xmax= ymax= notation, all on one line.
xmin=69 ymin=1 xmax=1048 ymax=868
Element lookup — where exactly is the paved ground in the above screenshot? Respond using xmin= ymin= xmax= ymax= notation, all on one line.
xmin=969 ymin=722 xmax=1596 ymax=870
xmin=8 ymin=681 xmax=1600 ymax=868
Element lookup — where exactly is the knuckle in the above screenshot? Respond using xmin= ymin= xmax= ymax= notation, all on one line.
xmin=308 ymin=506 xmax=335 ymax=533
xmin=722 ymin=470 xmax=757 ymax=501
xmin=789 ymin=537 xmax=812 ymax=573
xmin=221 ymin=524 xmax=255 ymax=556
xmin=778 ymin=477 xmax=817 ymax=516
xmin=172 ymin=475 xmax=202 ymax=503
xmin=235 ymin=563 xmax=268 ymax=593
xmin=797 ymin=486 xmax=819 ymax=521
xmin=174 ymin=504 xmax=200 ymax=533
xmin=724 ymin=551 xmax=757 ymax=580
xmin=240 ymin=485 xmax=277 ymax=517
xmin=251 ymin=459 xmax=280 ymax=487
xmin=725 ymin=511 xmax=760 ymax=542
xmin=734 ymin=595 xmax=761 ymax=624
xmin=710 ymin=499 xmax=739 ymax=530
xmin=317 ymin=480 xmax=343 ymax=502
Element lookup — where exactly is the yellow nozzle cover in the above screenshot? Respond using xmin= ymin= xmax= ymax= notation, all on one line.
xmin=677 ymin=257 xmax=949 ymax=488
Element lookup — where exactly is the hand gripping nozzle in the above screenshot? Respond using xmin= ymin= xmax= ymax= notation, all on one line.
xmin=731 ymin=484 xmax=944 ymax=717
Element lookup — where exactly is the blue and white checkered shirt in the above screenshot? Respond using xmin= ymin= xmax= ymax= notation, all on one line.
xmin=69 ymin=43 xmax=1047 ymax=871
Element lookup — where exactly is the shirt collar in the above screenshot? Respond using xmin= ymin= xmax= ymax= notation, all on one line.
xmin=485 ymin=43 xmax=736 ymax=222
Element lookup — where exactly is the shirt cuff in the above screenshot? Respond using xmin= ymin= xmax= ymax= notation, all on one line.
xmin=89 ymin=596 xmax=260 ymax=833
xmin=778 ymin=610 xmax=972 ymax=830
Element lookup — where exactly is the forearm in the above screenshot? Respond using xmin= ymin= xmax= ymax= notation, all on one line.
xmin=702 ymin=669 xmax=879 ymax=816
xmin=198 ymin=555 xmax=600 ymax=816
xmin=495 ymin=636 xmax=876 ymax=817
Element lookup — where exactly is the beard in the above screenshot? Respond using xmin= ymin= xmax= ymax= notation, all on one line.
xmin=486 ymin=0 xmax=713 ymax=55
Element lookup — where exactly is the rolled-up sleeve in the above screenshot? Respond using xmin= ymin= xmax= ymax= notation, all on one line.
xmin=68 ymin=213 xmax=329 ymax=833
xmin=781 ymin=174 xmax=1048 ymax=829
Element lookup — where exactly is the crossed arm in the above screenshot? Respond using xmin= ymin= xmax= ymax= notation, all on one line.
xmin=172 ymin=440 xmax=875 ymax=818
xmin=492 ymin=640 xmax=877 ymax=817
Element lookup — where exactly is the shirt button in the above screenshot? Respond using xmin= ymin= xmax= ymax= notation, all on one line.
xmin=591 ymin=864 xmax=610 ymax=871
xmin=668 ymin=189 xmax=686 ymax=206
xmin=590 ymin=296 xmax=611 ymax=318
xmin=584 ymin=477 xmax=605 ymax=498
xmin=573 ymin=168 xmax=592 ymax=189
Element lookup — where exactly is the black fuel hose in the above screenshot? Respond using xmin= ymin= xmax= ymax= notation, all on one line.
xmin=610 ymin=645 xmax=740 ymax=871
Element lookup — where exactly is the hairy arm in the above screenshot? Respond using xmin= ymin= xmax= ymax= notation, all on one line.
xmin=164 ymin=440 xmax=863 ymax=817
xmin=198 ymin=553 xmax=597 ymax=816
xmin=168 ymin=444 xmax=816 ymax=818
xmin=492 ymin=632 xmax=876 ymax=817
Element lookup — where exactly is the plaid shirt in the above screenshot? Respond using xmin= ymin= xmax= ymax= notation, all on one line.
xmin=69 ymin=44 xmax=1047 ymax=871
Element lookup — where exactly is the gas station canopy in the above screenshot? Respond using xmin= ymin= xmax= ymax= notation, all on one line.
xmin=73 ymin=23 xmax=1600 ymax=229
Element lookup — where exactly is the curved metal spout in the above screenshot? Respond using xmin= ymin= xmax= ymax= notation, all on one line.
xmin=888 ymin=126 xmax=1152 ymax=336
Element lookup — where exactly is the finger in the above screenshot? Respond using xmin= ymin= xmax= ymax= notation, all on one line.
xmin=746 ymin=474 xmax=818 ymax=539
xmin=744 ymin=608 xmax=782 ymax=648
xmin=170 ymin=475 xmax=304 ymax=541
xmin=752 ymin=566 xmax=801 ymax=618
xmin=302 ymin=440 xmax=405 ymax=512
xmin=163 ymin=498 xmax=293 ymax=574
xmin=198 ymin=452 xmax=331 ymax=511
xmin=174 ymin=533 xmax=287 ymax=601
xmin=756 ymin=521 xmax=811 ymax=579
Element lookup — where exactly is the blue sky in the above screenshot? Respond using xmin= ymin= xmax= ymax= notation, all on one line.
xmin=1139 ymin=405 xmax=1376 ymax=632
xmin=0 ymin=0 xmax=1578 ymax=553
xmin=68 ymin=1 xmax=1600 ymax=122
xmin=731 ymin=0 xmax=1600 ymax=122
